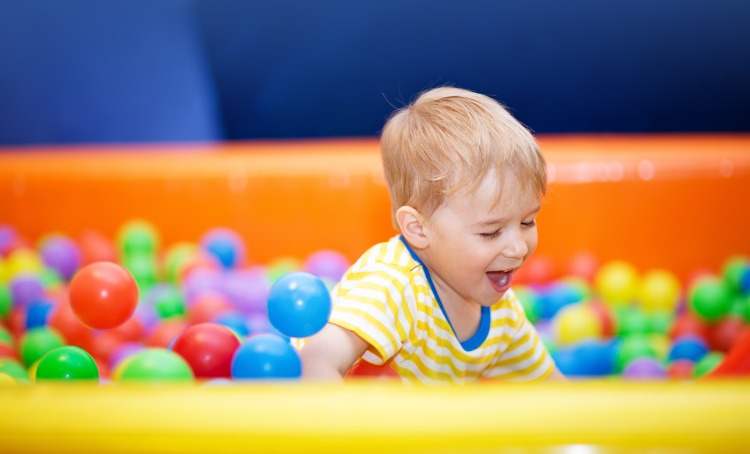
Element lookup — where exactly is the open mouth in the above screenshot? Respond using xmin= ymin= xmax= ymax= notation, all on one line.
xmin=486 ymin=269 xmax=513 ymax=293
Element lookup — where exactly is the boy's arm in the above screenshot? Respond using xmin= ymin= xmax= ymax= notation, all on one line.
xmin=300 ymin=323 xmax=369 ymax=381
xmin=543 ymin=366 xmax=567 ymax=382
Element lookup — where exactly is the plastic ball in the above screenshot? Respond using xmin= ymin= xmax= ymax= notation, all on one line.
xmin=36 ymin=346 xmax=99 ymax=381
xmin=0 ymin=225 xmax=19 ymax=255
xmin=639 ymin=269 xmax=681 ymax=312
xmin=708 ymin=316 xmax=747 ymax=352
xmin=25 ymin=300 xmax=54 ymax=329
xmin=0 ymin=372 xmax=18 ymax=386
xmin=266 ymin=257 xmax=302 ymax=284
xmin=564 ymin=251 xmax=600 ymax=283
xmin=9 ymin=274 xmax=44 ymax=309
xmin=163 ymin=242 xmax=200 ymax=284
xmin=515 ymin=255 xmax=555 ymax=284
xmin=116 ymin=348 xmax=194 ymax=382
xmin=78 ymin=230 xmax=117 ymax=266
xmin=0 ymin=343 xmax=18 ymax=361
xmin=146 ymin=320 xmax=188 ymax=348
xmin=303 ymin=250 xmax=350 ymax=282
xmin=48 ymin=299 xmax=94 ymax=349
xmin=171 ymin=323 xmax=241 ymax=379
xmin=595 ymin=261 xmax=640 ymax=306
xmin=220 ymin=267 xmax=270 ymax=315
xmin=669 ymin=312 xmax=710 ymax=341
xmin=39 ymin=235 xmax=81 ymax=281
xmin=267 ymin=272 xmax=331 ymax=338
xmin=646 ymin=311 xmax=673 ymax=335
xmin=213 ymin=312 xmax=251 ymax=338
xmin=588 ymin=299 xmax=615 ymax=337
xmin=615 ymin=306 xmax=650 ymax=337
xmin=570 ymin=340 xmax=617 ymax=376
xmin=622 ymin=357 xmax=666 ymax=379
xmin=116 ymin=219 xmax=160 ymax=259
xmin=3 ymin=249 xmax=44 ymax=282
xmin=200 ymin=228 xmax=246 ymax=269
xmin=740 ymin=266 xmax=750 ymax=295
xmin=0 ymin=285 xmax=11 ymax=319
xmin=615 ymin=334 xmax=658 ymax=373
xmin=231 ymin=333 xmax=301 ymax=380
xmin=69 ymin=262 xmax=139 ymax=329
xmin=123 ymin=253 xmax=159 ymax=292
xmin=667 ymin=359 xmax=695 ymax=380
xmin=513 ymin=286 xmax=539 ymax=324
xmin=19 ymin=327 xmax=65 ymax=366
xmin=668 ymin=335 xmax=709 ymax=363
xmin=108 ymin=342 xmax=144 ymax=371
xmin=722 ymin=256 xmax=748 ymax=294
xmin=345 ymin=360 xmax=399 ymax=380
xmin=187 ymin=291 xmax=233 ymax=325
xmin=0 ymin=358 xmax=30 ymax=383
xmin=553 ymin=303 xmax=601 ymax=345
xmin=693 ymin=352 xmax=724 ymax=378
xmin=688 ymin=277 xmax=732 ymax=322
xmin=153 ymin=285 xmax=186 ymax=319
xmin=0 ymin=326 xmax=12 ymax=345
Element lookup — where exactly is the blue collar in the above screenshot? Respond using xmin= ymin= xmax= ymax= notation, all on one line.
xmin=398 ymin=235 xmax=490 ymax=351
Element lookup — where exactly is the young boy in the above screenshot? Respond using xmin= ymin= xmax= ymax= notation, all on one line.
xmin=300 ymin=87 xmax=563 ymax=384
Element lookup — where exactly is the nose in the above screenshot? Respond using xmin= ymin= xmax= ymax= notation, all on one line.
xmin=501 ymin=227 xmax=529 ymax=260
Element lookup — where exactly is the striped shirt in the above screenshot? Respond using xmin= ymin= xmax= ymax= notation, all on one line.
xmin=329 ymin=235 xmax=555 ymax=385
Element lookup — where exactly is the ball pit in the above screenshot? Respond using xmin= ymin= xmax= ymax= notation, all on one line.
xmin=0 ymin=136 xmax=749 ymax=451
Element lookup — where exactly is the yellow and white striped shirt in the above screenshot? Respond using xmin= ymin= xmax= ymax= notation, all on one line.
xmin=329 ymin=235 xmax=555 ymax=385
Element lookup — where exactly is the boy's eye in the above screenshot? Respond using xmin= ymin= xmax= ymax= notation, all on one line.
xmin=480 ymin=230 xmax=502 ymax=240
xmin=522 ymin=220 xmax=537 ymax=228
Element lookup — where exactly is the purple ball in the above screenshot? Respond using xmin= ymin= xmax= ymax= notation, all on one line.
xmin=623 ymin=357 xmax=667 ymax=379
xmin=221 ymin=267 xmax=270 ymax=315
xmin=9 ymin=274 xmax=45 ymax=309
xmin=0 ymin=225 xmax=18 ymax=255
xmin=40 ymin=235 xmax=82 ymax=280
xmin=182 ymin=268 xmax=224 ymax=306
xmin=303 ymin=250 xmax=350 ymax=282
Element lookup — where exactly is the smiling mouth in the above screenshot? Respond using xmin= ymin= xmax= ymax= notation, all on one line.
xmin=486 ymin=269 xmax=513 ymax=293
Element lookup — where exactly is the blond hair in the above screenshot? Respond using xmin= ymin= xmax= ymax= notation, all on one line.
xmin=380 ymin=86 xmax=546 ymax=229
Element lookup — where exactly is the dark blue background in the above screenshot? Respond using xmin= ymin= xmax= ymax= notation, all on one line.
xmin=1 ymin=0 xmax=748 ymax=145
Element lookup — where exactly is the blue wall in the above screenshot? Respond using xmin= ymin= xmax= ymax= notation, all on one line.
xmin=1 ymin=0 xmax=749 ymax=145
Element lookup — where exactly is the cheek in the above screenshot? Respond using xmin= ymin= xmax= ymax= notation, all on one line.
xmin=525 ymin=230 xmax=539 ymax=256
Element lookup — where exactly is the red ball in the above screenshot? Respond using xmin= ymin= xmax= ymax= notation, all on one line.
xmin=669 ymin=312 xmax=711 ymax=342
xmin=187 ymin=292 xmax=233 ymax=325
xmin=48 ymin=300 xmax=94 ymax=348
xmin=146 ymin=320 xmax=188 ymax=348
xmin=69 ymin=262 xmax=139 ymax=329
xmin=709 ymin=316 xmax=748 ymax=353
xmin=170 ymin=323 xmax=241 ymax=378
xmin=667 ymin=360 xmax=695 ymax=380
xmin=345 ymin=360 xmax=399 ymax=380
xmin=565 ymin=251 xmax=600 ymax=283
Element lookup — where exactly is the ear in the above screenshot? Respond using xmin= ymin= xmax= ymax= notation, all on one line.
xmin=396 ymin=206 xmax=429 ymax=249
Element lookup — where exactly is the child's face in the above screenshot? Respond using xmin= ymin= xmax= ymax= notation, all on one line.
xmin=423 ymin=169 xmax=540 ymax=307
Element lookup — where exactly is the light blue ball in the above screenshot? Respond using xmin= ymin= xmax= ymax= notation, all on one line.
xmin=267 ymin=272 xmax=331 ymax=338
xmin=231 ymin=333 xmax=301 ymax=380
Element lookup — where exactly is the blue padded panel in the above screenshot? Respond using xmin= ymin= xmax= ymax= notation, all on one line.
xmin=197 ymin=0 xmax=750 ymax=138
xmin=0 ymin=0 xmax=223 ymax=145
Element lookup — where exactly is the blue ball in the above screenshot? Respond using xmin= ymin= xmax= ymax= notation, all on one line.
xmin=200 ymin=228 xmax=245 ymax=269
xmin=739 ymin=266 xmax=750 ymax=295
xmin=231 ymin=333 xmax=302 ymax=379
xmin=26 ymin=300 xmax=54 ymax=329
xmin=214 ymin=311 xmax=251 ymax=338
xmin=267 ymin=272 xmax=331 ymax=338
xmin=668 ymin=335 xmax=709 ymax=363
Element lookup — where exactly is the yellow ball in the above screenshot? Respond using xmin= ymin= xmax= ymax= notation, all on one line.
xmin=639 ymin=269 xmax=681 ymax=312
xmin=595 ymin=261 xmax=640 ymax=306
xmin=648 ymin=334 xmax=671 ymax=360
xmin=554 ymin=303 xmax=602 ymax=345
xmin=2 ymin=248 xmax=44 ymax=282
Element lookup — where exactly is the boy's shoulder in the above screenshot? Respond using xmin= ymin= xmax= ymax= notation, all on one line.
xmin=339 ymin=236 xmax=420 ymax=286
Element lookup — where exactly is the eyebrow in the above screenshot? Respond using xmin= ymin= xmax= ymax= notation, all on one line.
xmin=475 ymin=205 xmax=541 ymax=227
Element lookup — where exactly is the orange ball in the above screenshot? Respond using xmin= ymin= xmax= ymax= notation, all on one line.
xmin=69 ymin=262 xmax=139 ymax=329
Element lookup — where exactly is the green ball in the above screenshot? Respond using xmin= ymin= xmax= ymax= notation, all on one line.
xmin=646 ymin=311 xmax=674 ymax=335
xmin=722 ymin=256 xmax=748 ymax=294
xmin=117 ymin=219 xmax=160 ymax=259
xmin=154 ymin=286 xmax=186 ymax=319
xmin=514 ymin=286 xmax=539 ymax=324
xmin=117 ymin=348 xmax=194 ymax=382
xmin=615 ymin=334 xmax=658 ymax=373
xmin=39 ymin=267 xmax=63 ymax=289
xmin=36 ymin=346 xmax=99 ymax=381
xmin=164 ymin=242 xmax=198 ymax=283
xmin=0 ymin=326 xmax=12 ymax=346
xmin=693 ymin=352 xmax=724 ymax=378
xmin=0 ymin=358 xmax=31 ymax=383
xmin=267 ymin=257 xmax=302 ymax=284
xmin=689 ymin=278 xmax=733 ymax=322
xmin=20 ymin=328 xmax=65 ymax=366
xmin=124 ymin=253 xmax=159 ymax=292
xmin=0 ymin=285 xmax=11 ymax=319
xmin=616 ymin=306 xmax=650 ymax=336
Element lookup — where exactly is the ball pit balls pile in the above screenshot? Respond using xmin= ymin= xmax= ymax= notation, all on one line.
xmin=513 ymin=254 xmax=750 ymax=379
xmin=0 ymin=221 xmax=340 ymax=384
xmin=0 ymin=220 xmax=747 ymax=385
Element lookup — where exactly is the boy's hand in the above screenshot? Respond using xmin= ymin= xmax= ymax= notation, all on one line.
xmin=300 ymin=323 xmax=369 ymax=380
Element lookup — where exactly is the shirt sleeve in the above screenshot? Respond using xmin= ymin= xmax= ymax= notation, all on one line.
xmin=328 ymin=265 xmax=411 ymax=365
